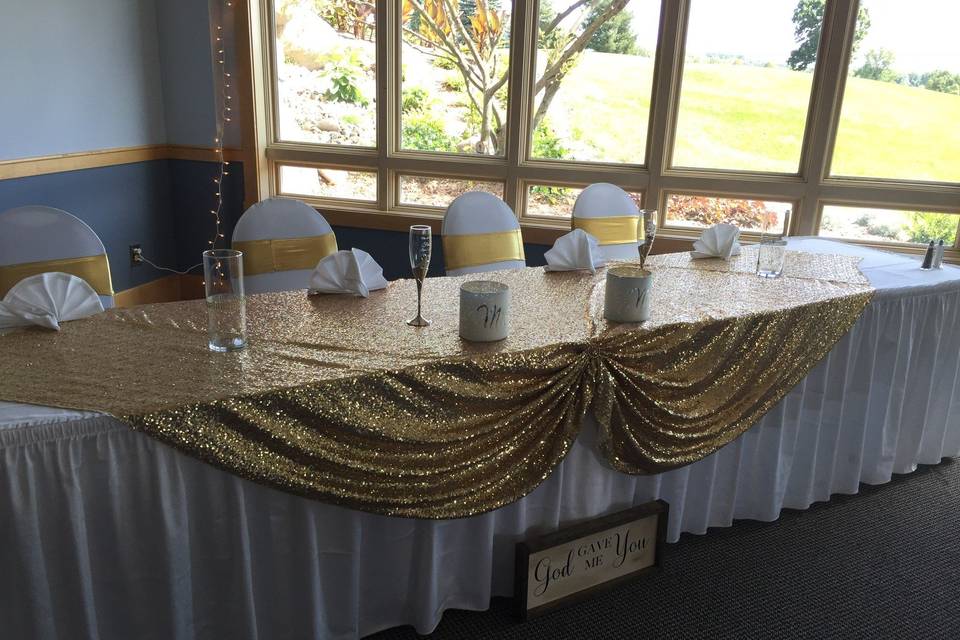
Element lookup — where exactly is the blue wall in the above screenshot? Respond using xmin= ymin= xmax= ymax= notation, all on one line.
xmin=154 ymin=0 xmax=219 ymax=147
xmin=0 ymin=0 xmax=167 ymax=161
xmin=171 ymin=160 xmax=246 ymax=271
xmin=0 ymin=162 xmax=176 ymax=291
xmin=332 ymin=226 xmax=550 ymax=281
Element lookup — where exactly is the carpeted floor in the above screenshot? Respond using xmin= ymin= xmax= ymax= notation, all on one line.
xmin=370 ymin=459 xmax=960 ymax=639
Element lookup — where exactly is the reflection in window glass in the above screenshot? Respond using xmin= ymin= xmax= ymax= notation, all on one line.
xmin=274 ymin=0 xmax=377 ymax=146
xmin=831 ymin=1 xmax=960 ymax=183
xmin=399 ymin=175 xmax=504 ymax=208
xmin=819 ymin=206 xmax=958 ymax=246
xmin=530 ymin=0 xmax=661 ymax=164
xmin=673 ymin=0 xmax=819 ymax=173
xmin=400 ymin=0 xmax=512 ymax=156
xmin=665 ymin=195 xmax=791 ymax=233
xmin=525 ymin=184 xmax=643 ymax=218
xmin=278 ymin=165 xmax=377 ymax=201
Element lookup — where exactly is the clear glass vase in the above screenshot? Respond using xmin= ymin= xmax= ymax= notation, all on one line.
xmin=203 ymin=249 xmax=247 ymax=352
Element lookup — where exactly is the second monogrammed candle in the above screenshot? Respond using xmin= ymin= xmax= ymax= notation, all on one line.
xmin=459 ymin=280 xmax=510 ymax=342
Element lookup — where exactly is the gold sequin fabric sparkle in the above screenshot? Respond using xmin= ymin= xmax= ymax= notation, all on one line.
xmin=0 ymin=253 xmax=873 ymax=518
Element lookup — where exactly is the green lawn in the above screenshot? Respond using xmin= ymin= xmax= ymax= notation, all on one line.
xmin=545 ymin=51 xmax=960 ymax=182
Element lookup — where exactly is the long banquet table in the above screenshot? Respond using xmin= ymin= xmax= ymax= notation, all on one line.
xmin=1 ymin=238 xmax=959 ymax=639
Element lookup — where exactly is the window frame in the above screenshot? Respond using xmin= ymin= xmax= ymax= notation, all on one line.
xmin=242 ymin=0 xmax=960 ymax=258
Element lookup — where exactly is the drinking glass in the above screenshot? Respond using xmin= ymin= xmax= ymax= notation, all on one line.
xmin=203 ymin=249 xmax=247 ymax=351
xmin=757 ymin=236 xmax=787 ymax=279
xmin=408 ymin=225 xmax=432 ymax=327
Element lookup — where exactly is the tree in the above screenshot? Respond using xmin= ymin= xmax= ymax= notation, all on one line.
xmin=586 ymin=0 xmax=638 ymax=55
xmin=923 ymin=69 xmax=960 ymax=95
xmin=855 ymin=48 xmax=900 ymax=83
xmin=402 ymin=0 xmax=632 ymax=154
xmin=787 ymin=0 xmax=870 ymax=71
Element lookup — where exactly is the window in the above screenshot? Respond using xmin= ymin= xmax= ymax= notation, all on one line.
xmin=399 ymin=175 xmax=504 ymax=208
xmin=531 ymin=0 xmax=660 ymax=164
xmin=819 ymin=205 xmax=958 ymax=247
xmin=830 ymin=0 xmax=960 ymax=183
xmin=273 ymin=0 xmax=377 ymax=146
xmin=400 ymin=0 xmax=514 ymax=157
xmin=665 ymin=195 xmax=791 ymax=235
xmin=254 ymin=0 xmax=959 ymax=261
xmin=278 ymin=164 xmax=377 ymax=201
xmin=525 ymin=184 xmax=643 ymax=218
xmin=673 ymin=0 xmax=818 ymax=173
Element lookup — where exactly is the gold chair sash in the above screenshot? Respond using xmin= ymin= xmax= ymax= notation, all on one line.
xmin=0 ymin=254 xmax=113 ymax=298
xmin=443 ymin=229 xmax=525 ymax=271
xmin=233 ymin=234 xmax=338 ymax=276
xmin=573 ymin=215 xmax=640 ymax=245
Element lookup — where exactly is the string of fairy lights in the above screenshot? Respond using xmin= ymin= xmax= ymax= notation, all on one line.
xmin=210 ymin=1 xmax=234 ymax=251
xmin=139 ymin=1 xmax=234 ymax=276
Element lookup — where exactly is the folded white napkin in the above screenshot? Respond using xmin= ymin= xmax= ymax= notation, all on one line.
xmin=309 ymin=248 xmax=388 ymax=298
xmin=0 ymin=272 xmax=104 ymax=331
xmin=690 ymin=223 xmax=742 ymax=260
xmin=544 ymin=229 xmax=607 ymax=273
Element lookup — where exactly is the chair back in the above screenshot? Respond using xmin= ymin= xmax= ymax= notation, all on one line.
xmin=572 ymin=183 xmax=641 ymax=261
xmin=441 ymin=192 xmax=525 ymax=276
xmin=232 ymin=197 xmax=338 ymax=293
xmin=0 ymin=205 xmax=114 ymax=309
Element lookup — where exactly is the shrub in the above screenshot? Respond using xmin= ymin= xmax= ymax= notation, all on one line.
xmin=530 ymin=122 xmax=572 ymax=205
xmin=441 ymin=73 xmax=466 ymax=93
xmin=402 ymin=113 xmax=458 ymax=152
xmin=315 ymin=48 xmax=370 ymax=106
xmin=865 ymin=221 xmax=900 ymax=240
xmin=402 ymin=86 xmax=430 ymax=113
xmin=322 ymin=67 xmax=369 ymax=106
xmin=432 ymin=56 xmax=457 ymax=71
xmin=532 ymin=120 xmax=569 ymax=159
xmin=924 ymin=70 xmax=960 ymax=95
xmin=905 ymin=212 xmax=958 ymax=244
xmin=668 ymin=195 xmax=780 ymax=230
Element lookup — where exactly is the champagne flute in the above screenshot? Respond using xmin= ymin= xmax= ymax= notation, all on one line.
xmin=408 ymin=225 xmax=432 ymax=327
xmin=637 ymin=209 xmax=657 ymax=269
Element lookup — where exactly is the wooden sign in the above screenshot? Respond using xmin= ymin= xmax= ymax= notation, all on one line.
xmin=515 ymin=501 xmax=668 ymax=619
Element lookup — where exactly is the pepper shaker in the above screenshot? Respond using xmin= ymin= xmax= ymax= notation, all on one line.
xmin=920 ymin=240 xmax=935 ymax=270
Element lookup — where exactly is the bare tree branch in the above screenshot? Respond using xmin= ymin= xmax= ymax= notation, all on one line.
xmin=544 ymin=0 xmax=593 ymax=35
xmin=406 ymin=0 xmax=472 ymax=72
xmin=440 ymin=0 xmax=487 ymax=74
xmin=402 ymin=27 xmax=485 ymax=89
xmin=537 ymin=0 xmax=630 ymax=93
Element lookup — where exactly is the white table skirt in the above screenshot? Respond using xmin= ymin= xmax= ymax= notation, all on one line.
xmin=2 ymin=240 xmax=959 ymax=639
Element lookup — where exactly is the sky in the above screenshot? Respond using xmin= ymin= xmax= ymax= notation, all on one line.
xmin=624 ymin=0 xmax=960 ymax=73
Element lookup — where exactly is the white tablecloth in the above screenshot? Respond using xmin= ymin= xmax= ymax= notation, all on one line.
xmin=2 ymin=239 xmax=958 ymax=639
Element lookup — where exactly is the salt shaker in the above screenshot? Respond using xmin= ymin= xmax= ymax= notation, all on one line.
xmin=932 ymin=239 xmax=945 ymax=269
xmin=920 ymin=240 xmax=935 ymax=270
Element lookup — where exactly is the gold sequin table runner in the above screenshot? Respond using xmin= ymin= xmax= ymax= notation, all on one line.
xmin=0 ymin=250 xmax=873 ymax=518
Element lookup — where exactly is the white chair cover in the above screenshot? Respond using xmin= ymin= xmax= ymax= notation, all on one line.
xmin=0 ymin=205 xmax=114 ymax=309
xmin=231 ymin=197 xmax=337 ymax=294
xmin=572 ymin=183 xmax=641 ymax=261
xmin=441 ymin=192 xmax=525 ymax=276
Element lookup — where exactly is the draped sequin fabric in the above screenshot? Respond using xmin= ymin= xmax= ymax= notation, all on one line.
xmin=0 ymin=253 xmax=873 ymax=518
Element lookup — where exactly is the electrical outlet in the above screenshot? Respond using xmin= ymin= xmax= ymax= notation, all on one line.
xmin=130 ymin=244 xmax=143 ymax=266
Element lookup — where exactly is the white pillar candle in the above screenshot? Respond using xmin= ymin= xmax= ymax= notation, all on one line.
xmin=604 ymin=266 xmax=653 ymax=323
xmin=459 ymin=281 xmax=510 ymax=342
